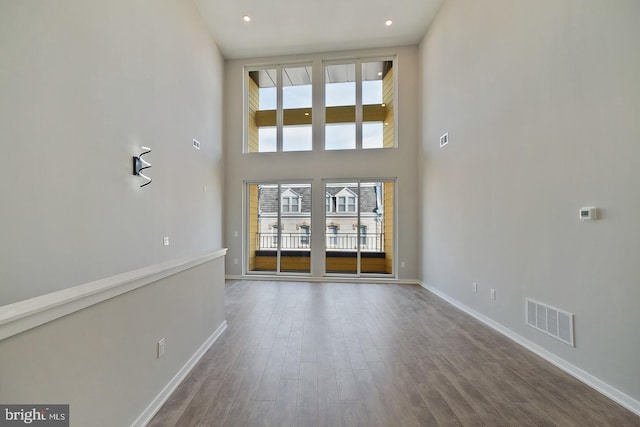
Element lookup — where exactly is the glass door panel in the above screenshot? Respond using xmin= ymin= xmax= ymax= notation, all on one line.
xmin=247 ymin=182 xmax=311 ymax=275
xmin=325 ymin=182 xmax=358 ymax=274
xmin=381 ymin=181 xmax=394 ymax=275
xmin=360 ymin=181 xmax=391 ymax=274
xmin=248 ymin=183 xmax=277 ymax=273
xmin=324 ymin=180 xmax=394 ymax=276
xmin=249 ymin=180 xmax=392 ymax=277
xmin=279 ymin=183 xmax=311 ymax=273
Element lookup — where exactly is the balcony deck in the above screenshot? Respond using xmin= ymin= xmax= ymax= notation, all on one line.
xmin=251 ymin=233 xmax=391 ymax=274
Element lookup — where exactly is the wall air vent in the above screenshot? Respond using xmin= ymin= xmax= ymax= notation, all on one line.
xmin=526 ymin=298 xmax=574 ymax=347
xmin=439 ymin=132 xmax=449 ymax=147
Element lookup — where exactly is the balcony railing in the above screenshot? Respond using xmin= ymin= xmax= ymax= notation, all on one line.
xmin=256 ymin=233 xmax=384 ymax=252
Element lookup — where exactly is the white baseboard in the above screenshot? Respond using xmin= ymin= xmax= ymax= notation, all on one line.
xmin=131 ymin=320 xmax=228 ymax=427
xmin=225 ymin=274 xmax=420 ymax=286
xmin=418 ymin=282 xmax=640 ymax=417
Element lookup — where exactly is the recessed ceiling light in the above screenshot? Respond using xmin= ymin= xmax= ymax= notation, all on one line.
xmin=377 ymin=72 xmax=383 ymax=76
xmin=385 ymin=19 xmax=393 ymax=26
xmin=243 ymin=15 xmax=251 ymax=22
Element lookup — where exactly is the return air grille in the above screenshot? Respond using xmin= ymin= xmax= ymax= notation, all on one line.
xmin=526 ymin=298 xmax=574 ymax=347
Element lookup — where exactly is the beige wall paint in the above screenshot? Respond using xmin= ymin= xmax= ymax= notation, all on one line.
xmin=0 ymin=0 xmax=224 ymax=306
xmin=223 ymin=46 xmax=420 ymax=280
xmin=420 ymin=0 xmax=640 ymax=403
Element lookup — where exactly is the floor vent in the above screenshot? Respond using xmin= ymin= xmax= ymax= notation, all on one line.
xmin=526 ymin=298 xmax=574 ymax=347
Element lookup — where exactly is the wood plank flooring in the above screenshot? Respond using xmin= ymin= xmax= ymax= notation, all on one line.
xmin=149 ymin=280 xmax=639 ymax=426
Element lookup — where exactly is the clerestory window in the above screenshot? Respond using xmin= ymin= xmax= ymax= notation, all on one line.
xmin=324 ymin=59 xmax=395 ymax=150
xmin=246 ymin=65 xmax=313 ymax=153
xmin=245 ymin=56 xmax=395 ymax=153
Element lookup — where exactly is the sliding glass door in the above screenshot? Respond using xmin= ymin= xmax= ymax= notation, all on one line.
xmin=324 ymin=179 xmax=394 ymax=276
xmin=246 ymin=179 xmax=394 ymax=277
xmin=247 ymin=182 xmax=311 ymax=275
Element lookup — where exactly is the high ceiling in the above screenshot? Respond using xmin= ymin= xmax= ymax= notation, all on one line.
xmin=194 ymin=0 xmax=445 ymax=59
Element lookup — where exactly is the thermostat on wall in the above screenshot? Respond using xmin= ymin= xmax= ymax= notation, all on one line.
xmin=579 ymin=207 xmax=598 ymax=220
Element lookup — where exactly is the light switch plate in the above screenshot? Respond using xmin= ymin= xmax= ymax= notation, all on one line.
xmin=158 ymin=338 xmax=165 ymax=358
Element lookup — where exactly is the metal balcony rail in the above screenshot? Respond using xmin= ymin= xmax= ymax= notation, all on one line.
xmin=256 ymin=233 xmax=384 ymax=252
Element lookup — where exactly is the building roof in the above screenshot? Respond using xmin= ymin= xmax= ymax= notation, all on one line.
xmin=258 ymin=185 xmax=380 ymax=214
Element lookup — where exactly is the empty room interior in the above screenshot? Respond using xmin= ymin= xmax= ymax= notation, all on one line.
xmin=1 ymin=0 xmax=639 ymax=425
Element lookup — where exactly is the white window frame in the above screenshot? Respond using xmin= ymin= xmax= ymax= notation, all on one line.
xmin=359 ymin=225 xmax=367 ymax=247
xmin=245 ymin=63 xmax=313 ymax=153
xmin=322 ymin=178 xmax=397 ymax=278
xmin=299 ymin=225 xmax=310 ymax=246
xmin=271 ymin=225 xmax=279 ymax=248
xmin=322 ymin=56 xmax=397 ymax=151
xmin=245 ymin=180 xmax=313 ymax=277
xmin=281 ymin=189 xmax=301 ymax=213
xmin=244 ymin=55 xmax=397 ymax=153
xmin=335 ymin=188 xmax=358 ymax=213
xmin=348 ymin=196 xmax=356 ymax=212
xmin=327 ymin=225 xmax=338 ymax=248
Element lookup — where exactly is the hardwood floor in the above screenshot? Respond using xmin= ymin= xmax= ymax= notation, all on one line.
xmin=149 ymin=280 xmax=639 ymax=426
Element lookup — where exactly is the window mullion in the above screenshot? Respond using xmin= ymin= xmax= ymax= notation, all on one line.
xmin=276 ymin=183 xmax=282 ymax=272
xmin=356 ymin=181 xmax=361 ymax=274
xmin=276 ymin=66 xmax=283 ymax=152
xmin=314 ymin=60 xmax=323 ymax=152
xmin=355 ymin=60 xmax=363 ymax=150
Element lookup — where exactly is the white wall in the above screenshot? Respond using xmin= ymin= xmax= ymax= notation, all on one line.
xmin=0 ymin=0 xmax=227 ymax=425
xmin=0 ymin=0 xmax=224 ymax=306
xmin=224 ymin=46 xmax=420 ymax=280
xmin=0 ymin=256 xmax=226 ymax=427
xmin=420 ymin=0 xmax=640 ymax=405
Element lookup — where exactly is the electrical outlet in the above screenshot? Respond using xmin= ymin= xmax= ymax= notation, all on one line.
xmin=490 ymin=288 xmax=496 ymax=300
xmin=473 ymin=282 xmax=478 ymax=293
xmin=234 ymin=258 xmax=238 ymax=265
xmin=400 ymin=261 xmax=406 ymax=268
xmin=163 ymin=236 xmax=170 ymax=246
xmin=157 ymin=338 xmax=165 ymax=358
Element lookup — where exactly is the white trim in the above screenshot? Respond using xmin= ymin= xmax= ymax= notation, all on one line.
xmin=418 ymin=281 xmax=640 ymax=417
xmin=131 ymin=320 xmax=228 ymax=427
xmin=0 ymin=249 xmax=228 ymax=341
xmin=355 ymin=58 xmax=363 ymax=150
xmin=276 ymin=65 xmax=283 ymax=152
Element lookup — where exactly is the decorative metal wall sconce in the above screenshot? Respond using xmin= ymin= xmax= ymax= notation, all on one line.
xmin=133 ymin=146 xmax=152 ymax=187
